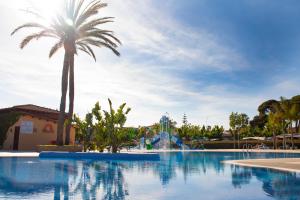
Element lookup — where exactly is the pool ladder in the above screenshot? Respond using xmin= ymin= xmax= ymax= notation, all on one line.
xmin=242 ymin=144 xmax=252 ymax=152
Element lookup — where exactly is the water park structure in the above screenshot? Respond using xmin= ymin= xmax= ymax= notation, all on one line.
xmin=141 ymin=115 xmax=190 ymax=150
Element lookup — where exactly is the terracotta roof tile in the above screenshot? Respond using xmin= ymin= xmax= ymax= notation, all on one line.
xmin=12 ymin=104 xmax=59 ymax=114
xmin=0 ymin=104 xmax=68 ymax=122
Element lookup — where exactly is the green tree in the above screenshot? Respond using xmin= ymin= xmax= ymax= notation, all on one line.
xmin=229 ymin=112 xmax=249 ymax=148
xmin=0 ymin=113 xmax=20 ymax=148
xmin=178 ymin=122 xmax=192 ymax=141
xmin=103 ymin=99 xmax=131 ymax=153
xmin=151 ymin=123 xmax=160 ymax=135
xmin=74 ymin=112 xmax=96 ymax=152
xmin=91 ymin=102 xmax=107 ymax=151
xmin=12 ymin=0 xmax=121 ymax=145
xmin=291 ymin=95 xmax=300 ymax=146
xmin=276 ymin=97 xmax=300 ymax=149
xmin=200 ymin=125 xmax=206 ymax=138
xmin=265 ymin=112 xmax=282 ymax=149
xmin=74 ymin=100 xmax=131 ymax=152
xmin=258 ymin=99 xmax=279 ymax=116
xmin=138 ymin=126 xmax=147 ymax=139
xmin=249 ymin=99 xmax=279 ymax=137
xmin=124 ymin=128 xmax=138 ymax=141
xmin=249 ymin=115 xmax=266 ymax=133
xmin=210 ymin=125 xmax=224 ymax=139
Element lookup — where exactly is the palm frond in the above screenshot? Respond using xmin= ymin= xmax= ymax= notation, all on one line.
xmin=20 ymin=31 xmax=55 ymax=49
xmin=78 ymin=17 xmax=114 ymax=31
xmin=56 ymin=15 xmax=69 ymax=29
xmin=81 ymin=28 xmax=121 ymax=45
xmin=100 ymin=42 xmax=120 ymax=56
xmin=11 ymin=23 xmax=46 ymax=35
xmin=49 ymin=40 xmax=64 ymax=58
xmin=83 ymin=44 xmax=96 ymax=61
xmin=50 ymin=20 xmax=65 ymax=37
xmin=12 ymin=0 xmax=120 ymax=60
xmin=101 ymin=32 xmax=122 ymax=45
xmin=79 ymin=0 xmax=100 ymax=17
xmin=66 ymin=0 xmax=76 ymax=19
xmin=73 ymin=0 xmax=85 ymax=20
xmin=97 ymin=35 xmax=118 ymax=47
xmin=80 ymin=29 xmax=112 ymax=37
xmin=78 ymin=46 xmax=91 ymax=57
xmin=20 ymin=9 xmax=45 ymax=20
xmin=77 ymin=42 xmax=96 ymax=61
xmin=81 ymin=39 xmax=120 ymax=56
xmin=76 ymin=1 xmax=107 ymax=27
xmin=80 ymin=34 xmax=118 ymax=48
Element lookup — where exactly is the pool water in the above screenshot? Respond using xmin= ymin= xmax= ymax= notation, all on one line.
xmin=0 ymin=152 xmax=300 ymax=200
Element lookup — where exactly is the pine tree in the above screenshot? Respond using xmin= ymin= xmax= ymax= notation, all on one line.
xmin=183 ymin=113 xmax=188 ymax=125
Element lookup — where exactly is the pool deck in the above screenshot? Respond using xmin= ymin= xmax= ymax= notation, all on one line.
xmin=0 ymin=152 xmax=39 ymax=157
xmin=224 ymin=158 xmax=300 ymax=173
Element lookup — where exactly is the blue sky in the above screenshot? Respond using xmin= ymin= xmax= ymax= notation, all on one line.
xmin=165 ymin=0 xmax=300 ymax=89
xmin=0 ymin=0 xmax=299 ymax=128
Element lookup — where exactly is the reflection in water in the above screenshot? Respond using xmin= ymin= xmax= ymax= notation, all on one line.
xmin=231 ymin=165 xmax=252 ymax=188
xmin=253 ymin=168 xmax=300 ymax=200
xmin=61 ymin=161 xmax=129 ymax=200
xmin=0 ymin=152 xmax=299 ymax=200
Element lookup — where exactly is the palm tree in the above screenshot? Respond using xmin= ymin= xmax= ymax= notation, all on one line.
xmin=291 ymin=95 xmax=300 ymax=134
xmin=11 ymin=0 xmax=121 ymax=145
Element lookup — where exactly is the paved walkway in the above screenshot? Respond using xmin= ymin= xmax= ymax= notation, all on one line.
xmin=224 ymin=158 xmax=300 ymax=173
xmin=0 ymin=152 xmax=39 ymax=157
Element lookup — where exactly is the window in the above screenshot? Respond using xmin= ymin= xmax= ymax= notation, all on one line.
xmin=20 ymin=121 xmax=33 ymax=134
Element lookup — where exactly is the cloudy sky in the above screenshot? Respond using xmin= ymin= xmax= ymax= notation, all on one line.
xmin=0 ymin=0 xmax=299 ymax=128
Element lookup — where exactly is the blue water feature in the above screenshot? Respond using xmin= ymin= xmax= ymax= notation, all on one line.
xmin=144 ymin=115 xmax=190 ymax=150
xmin=170 ymin=135 xmax=190 ymax=150
xmin=0 ymin=152 xmax=300 ymax=200
xmin=149 ymin=133 xmax=190 ymax=150
xmin=39 ymin=152 xmax=160 ymax=161
xmin=151 ymin=135 xmax=161 ymax=145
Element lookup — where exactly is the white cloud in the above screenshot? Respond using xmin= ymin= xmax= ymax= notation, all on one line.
xmin=102 ymin=0 xmax=248 ymax=71
xmin=1 ymin=0 xmax=299 ymax=130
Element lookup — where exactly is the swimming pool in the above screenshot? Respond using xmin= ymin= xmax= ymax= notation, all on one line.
xmin=0 ymin=152 xmax=299 ymax=200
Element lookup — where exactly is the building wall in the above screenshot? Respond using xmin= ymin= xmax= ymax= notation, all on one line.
xmin=3 ymin=115 xmax=75 ymax=151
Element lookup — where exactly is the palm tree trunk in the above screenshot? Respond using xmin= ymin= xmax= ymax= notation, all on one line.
xmin=56 ymin=52 xmax=70 ymax=146
xmin=65 ymin=53 xmax=74 ymax=145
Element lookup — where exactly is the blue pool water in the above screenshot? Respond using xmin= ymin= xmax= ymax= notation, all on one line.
xmin=0 ymin=152 xmax=300 ymax=200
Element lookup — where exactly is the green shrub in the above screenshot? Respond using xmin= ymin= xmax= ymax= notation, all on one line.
xmin=0 ymin=112 xmax=20 ymax=148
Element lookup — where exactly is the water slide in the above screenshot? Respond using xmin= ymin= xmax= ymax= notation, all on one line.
xmin=151 ymin=135 xmax=161 ymax=145
xmin=140 ymin=134 xmax=190 ymax=150
xmin=170 ymin=135 xmax=190 ymax=150
xmin=149 ymin=134 xmax=190 ymax=149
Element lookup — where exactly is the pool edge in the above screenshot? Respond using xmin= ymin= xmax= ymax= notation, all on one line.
xmin=223 ymin=158 xmax=300 ymax=173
